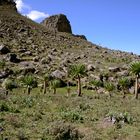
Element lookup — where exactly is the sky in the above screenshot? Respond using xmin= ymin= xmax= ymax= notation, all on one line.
xmin=15 ymin=0 xmax=140 ymax=55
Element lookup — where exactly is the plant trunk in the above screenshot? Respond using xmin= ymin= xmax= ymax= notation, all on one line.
xmin=77 ymin=76 xmax=82 ymax=96
xmin=43 ymin=80 xmax=47 ymax=94
xmin=67 ymin=81 xmax=70 ymax=97
xmin=6 ymin=90 xmax=9 ymax=96
xmin=27 ymin=85 xmax=31 ymax=94
xmin=53 ymin=88 xmax=56 ymax=94
xmin=135 ymin=76 xmax=138 ymax=99
xmin=109 ymin=92 xmax=112 ymax=98
xmin=123 ymin=89 xmax=126 ymax=98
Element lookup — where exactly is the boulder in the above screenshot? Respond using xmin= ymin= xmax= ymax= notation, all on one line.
xmin=82 ymin=85 xmax=95 ymax=90
xmin=60 ymin=59 xmax=71 ymax=67
xmin=108 ymin=77 xmax=115 ymax=82
xmin=0 ymin=45 xmax=10 ymax=54
xmin=40 ymin=57 xmax=51 ymax=64
xmin=0 ymin=68 xmax=13 ymax=79
xmin=33 ymin=56 xmax=39 ymax=62
xmin=129 ymin=87 xmax=134 ymax=94
xmin=24 ymin=51 xmax=32 ymax=56
xmin=117 ymin=70 xmax=128 ymax=77
xmin=87 ymin=64 xmax=95 ymax=71
xmin=7 ymin=53 xmax=20 ymax=63
xmin=51 ymin=70 xmax=66 ymax=79
xmin=97 ymin=88 xmax=105 ymax=94
xmin=20 ymin=67 xmax=36 ymax=75
xmin=41 ymin=14 xmax=72 ymax=33
xmin=108 ymin=67 xmax=120 ymax=72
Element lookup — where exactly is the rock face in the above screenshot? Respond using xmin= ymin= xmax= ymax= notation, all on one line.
xmin=41 ymin=14 xmax=72 ymax=33
xmin=0 ymin=0 xmax=17 ymax=11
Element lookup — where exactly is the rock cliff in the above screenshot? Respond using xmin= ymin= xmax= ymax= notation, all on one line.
xmin=41 ymin=14 xmax=72 ymax=33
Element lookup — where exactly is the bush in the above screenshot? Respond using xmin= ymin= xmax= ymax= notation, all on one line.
xmin=43 ymin=121 xmax=83 ymax=140
xmin=2 ymin=78 xmax=17 ymax=91
xmin=118 ymin=77 xmax=131 ymax=89
xmin=17 ymin=131 xmax=28 ymax=140
xmin=0 ymin=60 xmax=5 ymax=69
xmin=104 ymin=83 xmax=115 ymax=92
xmin=0 ymin=102 xmax=20 ymax=113
xmin=22 ymin=96 xmax=35 ymax=108
xmin=0 ymin=103 xmax=10 ymax=112
xmin=60 ymin=110 xmax=84 ymax=123
xmin=106 ymin=111 xmax=134 ymax=125
xmin=90 ymin=80 xmax=103 ymax=89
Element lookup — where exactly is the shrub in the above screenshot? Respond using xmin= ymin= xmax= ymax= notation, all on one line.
xmin=60 ymin=110 xmax=84 ymax=123
xmin=22 ymin=96 xmax=35 ymax=108
xmin=118 ymin=77 xmax=131 ymax=98
xmin=50 ymin=79 xmax=61 ymax=94
xmin=0 ymin=103 xmax=10 ymax=112
xmin=21 ymin=75 xmax=38 ymax=94
xmin=2 ymin=78 xmax=17 ymax=91
xmin=0 ymin=60 xmax=5 ymax=69
xmin=17 ymin=131 xmax=28 ymax=140
xmin=118 ymin=77 xmax=130 ymax=89
xmin=90 ymin=80 xmax=103 ymax=91
xmin=106 ymin=111 xmax=134 ymax=125
xmin=43 ymin=121 xmax=83 ymax=140
xmin=104 ymin=83 xmax=115 ymax=92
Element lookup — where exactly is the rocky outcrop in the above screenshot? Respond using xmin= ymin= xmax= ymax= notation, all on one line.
xmin=41 ymin=14 xmax=72 ymax=33
xmin=0 ymin=0 xmax=17 ymax=11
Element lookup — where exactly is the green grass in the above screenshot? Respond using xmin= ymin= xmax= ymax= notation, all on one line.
xmin=0 ymin=87 xmax=140 ymax=140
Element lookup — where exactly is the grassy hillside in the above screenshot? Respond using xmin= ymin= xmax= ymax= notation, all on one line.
xmin=1 ymin=87 xmax=140 ymax=140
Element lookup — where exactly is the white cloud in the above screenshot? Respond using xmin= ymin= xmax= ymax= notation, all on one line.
xmin=14 ymin=0 xmax=49 ymax=21
xmin=15 ymin=0 xmax=23 ymax=11
xmin=15 ymin=0 xmax=28 ymax=12
xmin=27 ymin=10 xmax=49 ymax=20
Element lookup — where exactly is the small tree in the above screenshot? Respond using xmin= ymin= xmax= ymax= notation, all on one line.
xmin=50 ymin=79 xmax=61 ymax=94
xmin=104 ymin=82 xmax=115 ymax=98
xmin=129 ymin=61 xmax=140 ymax=99
xmin=21 ymin=75 xmax=37 ymax=94
xmin=68 ymin=64 xmax=86 ymax=96
xmin=66 ymin=81 xmax=71 ymax=97
xmin=43 ymin=73 xmax=52 ymax=94
xmin=118 ymin=78 xmax=130 ymax=98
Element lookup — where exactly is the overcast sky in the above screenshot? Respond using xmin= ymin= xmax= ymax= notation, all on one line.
xmin=15 ymin=0 xmax=140 ymax=55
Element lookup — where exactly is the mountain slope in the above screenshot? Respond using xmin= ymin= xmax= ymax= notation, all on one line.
xmin=0 ymin=0 xmax=140 ymax=85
